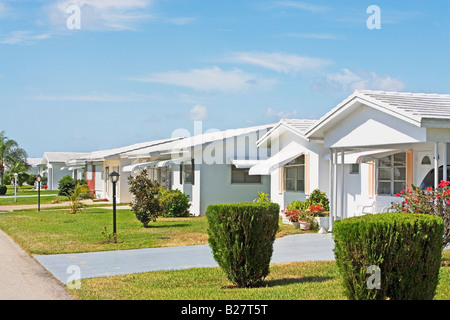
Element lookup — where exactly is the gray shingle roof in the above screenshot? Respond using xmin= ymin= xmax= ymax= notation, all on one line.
xmin=357 ymin=90 xmax=450 ymax=120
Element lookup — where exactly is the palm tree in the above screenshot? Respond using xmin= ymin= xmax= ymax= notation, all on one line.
xmin=0 ymin=131 xmax=28 ymax=185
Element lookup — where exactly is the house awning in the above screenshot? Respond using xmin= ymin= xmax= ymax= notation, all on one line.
xmin=156 ymin=158 xmax=190 ymax=168
xmin=324 ymin=149 xmax=401 ymax=164
xmin=249 ymin=141 xmax=307 ymax=175
xmin=122 ymin=161 xmax=159 ymax=173
xmin=231 ymin=159 xmax=263 ymax=169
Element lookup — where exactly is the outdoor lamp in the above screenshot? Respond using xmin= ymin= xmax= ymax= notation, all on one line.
xmin=37 ymin=175 xmax=41 ymax=212
xmin=109 ymin=171 xmax=120 ymax=243
xmin=14 ymin=173 xmax=18 ymax=203
xmin=110 ymin=171 xmax=120 ymax=184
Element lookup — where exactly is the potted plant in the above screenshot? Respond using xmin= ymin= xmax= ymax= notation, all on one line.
xmin=309 ymin=205 xmax=329 ymax=230
xmin=283 ymin=208 xmax=300 ymax=228
xmin=298 ymin=210 xmax=314 ymax=230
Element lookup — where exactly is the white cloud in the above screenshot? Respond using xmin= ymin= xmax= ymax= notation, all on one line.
xmin=229 ymin=52 xmax=331 ymax=75
xmin=0 ymin=31 xmax=51 ymax=45
xmin=275 ymin=1 xmax=329 ymax=13
xmin=129 ymin=66 xmax=277 ymax=93
xmin=312 ymin=68 xmax=405 ymax=93
xmin=265 ymin=108 xmax=298 ymax=120
xmin=46 ymin=0 xmax=153 ymax=31
xmin=189 ymin=105 xmax=209 ymax=121
xmin=31 ymin=92 xmax=158 ymax=102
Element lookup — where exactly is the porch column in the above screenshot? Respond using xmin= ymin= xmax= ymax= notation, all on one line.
xmin=444 ymin=143 xmax=448 ymax=182
xmin=340 ymin=149 xmax=345 ymax=219
xmin=333 ymin=149 xmax=338 ymax=222
xmin=328 ymin=148 xmax=334 ymax=231
xmin=435 ymin=142 xmax=439 ymax=189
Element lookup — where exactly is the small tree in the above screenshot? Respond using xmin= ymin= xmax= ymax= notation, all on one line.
xmin=128 ymin=169 xmax=163 ymax=227
xmin=67 ymin=184 xmax=90 ymax=214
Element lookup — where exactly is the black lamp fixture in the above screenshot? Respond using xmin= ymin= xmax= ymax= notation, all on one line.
xmin=109 ymin=171 xmax=120 ymax=243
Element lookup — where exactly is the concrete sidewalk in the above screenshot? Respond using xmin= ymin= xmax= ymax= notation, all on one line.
xmin=0 ymin=229 xmax=75 ymax=300
xmin=34 ymin=233 xmax=335 ymax=284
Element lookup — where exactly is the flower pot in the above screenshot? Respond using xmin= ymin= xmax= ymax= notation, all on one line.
xmin=291 ymin=221 xmax=300 ymax=229
xmin=299 ymin=221 xmax=311 ymax=231
xmin=314 ymin=217 xmax=329 ymax=231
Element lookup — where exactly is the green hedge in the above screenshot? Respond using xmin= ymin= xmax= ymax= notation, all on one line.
xmin=0 ymin=185 xmax=6 ymax=196
xmin=206 ymin=202 xmax=280 ymax=288
xmin=333 ymin=212 xmax=444 ymax=300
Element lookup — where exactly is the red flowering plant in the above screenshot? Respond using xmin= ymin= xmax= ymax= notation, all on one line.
xmin=392 ymin=180 xmax=450 ymax=248
xmin=284 ymin=208 xmax=300 ymax=223
xmin=309 ymin=205 xmax=325 ymax=217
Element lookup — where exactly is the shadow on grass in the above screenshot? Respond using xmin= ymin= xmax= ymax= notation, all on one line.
xmin=144 ymin=223 xmax=190 ymax=229
xmin=222 ymin=276 xmax=334 ymax=289
xmin=264 ymin=276 xmax=333 ymax=287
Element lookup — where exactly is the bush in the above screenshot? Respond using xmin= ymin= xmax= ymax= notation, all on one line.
xmin=206 ymin=202 xmax=280 ymax=288
xmin=333 ymin=212 xmax=444 ymax=300
xmin=27 ymin=174 xmax=36 ymax=186
xmin=58 ymin=175 xmax=87 ymax=196
xmin=159 ymin=188 xmax=191 ymax=218
xmin=306 ymin=189 xmax=330 ymax=211
xmin=128 ymin=169 xmax=163 ymax=227
xmin=0 ymin=185 xmax=6 ymax=195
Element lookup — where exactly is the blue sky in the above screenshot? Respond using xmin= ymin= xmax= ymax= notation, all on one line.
xmin=0 ymin=0 xmax=449 ymax=157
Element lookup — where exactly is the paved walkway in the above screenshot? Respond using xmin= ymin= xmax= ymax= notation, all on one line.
xmin=34 ymin=233 xmax=335 ymax=284
xmin=0 ymin=229 xmax=75 ymax=300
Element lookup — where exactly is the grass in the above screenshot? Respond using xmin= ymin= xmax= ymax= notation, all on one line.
xmin=0 ymin=208 xmax=305 ymax=255
xmin=68 ymin=252 xmax=450 ymax=300
xmin=0 ymin=185 xmax=59 ymax=206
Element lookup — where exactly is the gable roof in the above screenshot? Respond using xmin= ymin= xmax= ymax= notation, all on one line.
xmin=74 ymin=137 xmax=182 ymax=162
xmin=42 ymin=152 xmax=90 ymax=164
xmin=305 ymin=90 xmax=450 ymax=139
xmin=256 ymin=118 xmax=318 ymax=147
xmin=123 ymin=123 xmax=274 ymax=159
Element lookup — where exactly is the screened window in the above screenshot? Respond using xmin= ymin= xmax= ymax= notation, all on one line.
xmin=377 ymin=152 xmax=406 ymax=196
xmin=231 ymin=165 xmax=262 ymax=184
xmin=183 ymin=160 xmax=194 ymax=184
xmin=284 ymin=155 xmax=305 ymax=192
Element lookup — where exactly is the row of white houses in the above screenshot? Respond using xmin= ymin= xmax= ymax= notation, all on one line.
xmin=31 ymin=90 xmax=450 ymax=230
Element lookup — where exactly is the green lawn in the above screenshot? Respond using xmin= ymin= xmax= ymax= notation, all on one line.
xmin=0 ymin=185 xmax=59 ymax=206
xmin=3 ymin=185 xmax=57 ymax=196
xmin=0 ymin=208 xmax=304 ymax=255
xmin=68 ymin=252 xmax=450 ymax=300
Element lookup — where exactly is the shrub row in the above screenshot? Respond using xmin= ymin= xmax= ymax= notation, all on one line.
xmin=333 ymin=212 xmax=444 ymax=300
xmin=206 ymin=202 xmax=280 ymax=288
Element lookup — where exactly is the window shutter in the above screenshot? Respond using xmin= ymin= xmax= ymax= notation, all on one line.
xmin=278 ymin=167 xmax=283 ymax=194
xmin=406 ymin=149 xmax=413 ymax=188
xmin=305 ymin=153 xmax=310 ymax=195
xmin=368 ymin=160 xmax=375 ymax=198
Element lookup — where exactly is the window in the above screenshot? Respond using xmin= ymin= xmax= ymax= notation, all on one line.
xmin=183 ymin=160 xmax=195 ymax=184
xmin=350 ymin=164 xmax=360 ymax=174
xmin=284 ymin=155 xmax=305 ymax=192
xmin=421 ymin=156 xmax=431 ymax=165
xmin=231 ymin=165 xmax=262 ymax=184
xmin=377 ymin=152 xmax=406 ymax=196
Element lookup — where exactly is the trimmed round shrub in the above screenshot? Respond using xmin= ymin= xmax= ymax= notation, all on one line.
xmin=159 ymin=189 xmax=192 ymax=218
xmin=333 ymin=212 xmax=444 ymax=300
xmin=206 ymin=202 xmax=280 ymax=288
xmin=0 ymin=185 xmax=7 ymax=196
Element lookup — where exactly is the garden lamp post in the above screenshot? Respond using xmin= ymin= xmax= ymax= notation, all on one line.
xmin=109 ymin=171 xmax=120 ymax=243
xmin=14 ymin=173 xmax=18 ymax=203
xmin=37 ymin=175 xmax=41 ymax=212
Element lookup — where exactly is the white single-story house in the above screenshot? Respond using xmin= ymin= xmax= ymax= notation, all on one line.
xmin=39 ymin=152 xmax=90 ymax=190
xmin=26 ymin=158 xmax=43 ymax=176
xmin=308 ymin=90 xmax=450 ymax=229
xmin=65 ymin=138 xmax=181 ymax=203
xmin=267 ymin=89 xmax=450 ymax=231
xmin=121 ymin=123 xmax=274 ymax=216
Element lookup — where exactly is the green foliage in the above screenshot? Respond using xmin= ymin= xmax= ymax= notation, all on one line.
xmin=58 ymin=175 xmax=87 ymax=196
xmin=306 ymin=189 xmax=330 ymax=211
xmin=159 ymin=188 xmax=192 ymax=218
xmin=0 ymin=185 xmax=7 ymax=196
xmin=333 ymin=212 xmax=444 ymax=300
xmin=67 ymin=184 xmax=90 ymax=214
xmin=27 ymin=174 xmax=36 ymax=186
xmin=128 ymin=169 xmax=163 ymax=227
xmin=253 ymin=191 xmax=271 ymax=203
xmin=206 ymin=202 xmax=280 ymax=288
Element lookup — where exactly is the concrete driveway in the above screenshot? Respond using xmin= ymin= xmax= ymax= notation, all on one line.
xmin=34 ymin=233 xmax=335 ymax=284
